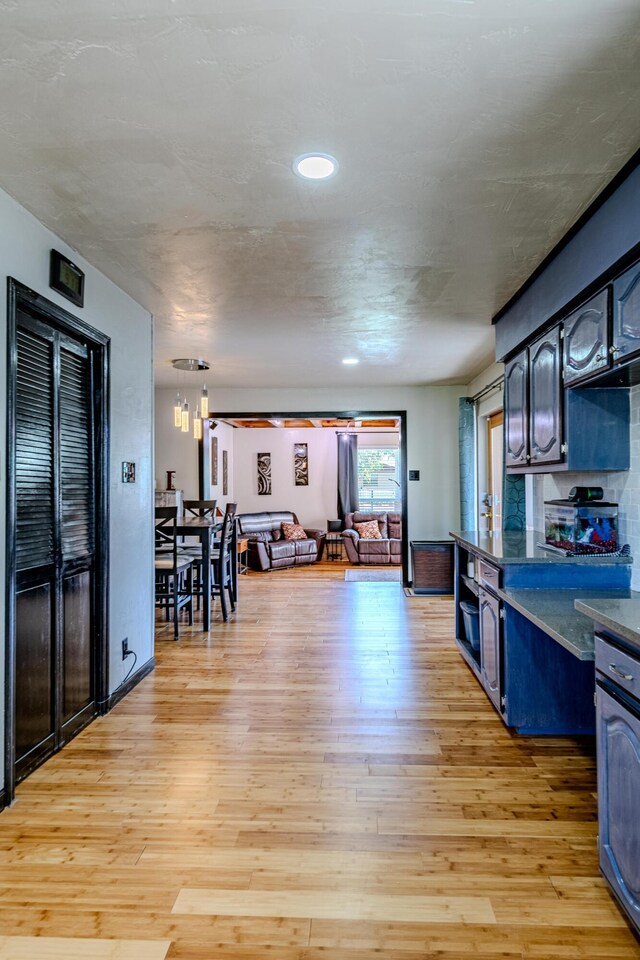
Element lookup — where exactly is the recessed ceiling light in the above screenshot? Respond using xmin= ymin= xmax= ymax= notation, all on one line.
xmin=294 ymin=154 xmax=338 ymax=180
xmin=342 ymin=357 xmax=359 ymax=365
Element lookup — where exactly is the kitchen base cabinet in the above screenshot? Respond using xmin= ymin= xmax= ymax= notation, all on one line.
xmin=479 ymin=587 xmax=503 ymax=715
xmin=455 ymin=595 xmax=596 ymax=734
xmin=597 ymin=682 xmax=640 ymax=934
xmin=503 ymin=606 xmax=595 ymax=735
xmin=451 ymin=536 xmax=631 ymax=735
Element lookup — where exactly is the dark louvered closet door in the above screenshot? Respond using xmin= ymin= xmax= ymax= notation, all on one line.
xmin=60 ymin=343 xmax=95 ymax=735
xmin=14 ymin=322 xmax=56 ymax=773
xmin=14 ymin=311 xmax=98 ymax=781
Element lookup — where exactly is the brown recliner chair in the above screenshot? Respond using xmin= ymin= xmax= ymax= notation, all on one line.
xmin=342 ymin=512 xmax=402 ymax=565
xmin=237 ymin=511 xmax=326 ymax=571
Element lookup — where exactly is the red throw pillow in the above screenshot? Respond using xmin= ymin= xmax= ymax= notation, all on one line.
xmin=354 ymin=520 xmax=382 ymax=540
xmin=282 ymin=522 xmax=307 ymax=541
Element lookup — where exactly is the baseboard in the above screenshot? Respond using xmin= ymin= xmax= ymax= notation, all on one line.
xmin=101 ymin=656 xmax=155 ymax=713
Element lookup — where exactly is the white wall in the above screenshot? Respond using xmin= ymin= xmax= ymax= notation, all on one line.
xmin=156 ymin=385 xmax=464 ymax=542
xmin=208 ymin=420 xmax=235 ymax=507
xmin=154 ymin=393 xmax=235 ymax=507
xmin=0 ymin=186 xmax=154 ymax=789
xmin=464 ymin=362 xmax=505 ymax=532
xmin=465 ymin=362 xmax=503 ymax=398
xmin=233 ymin=427 xmax=336 ymax=528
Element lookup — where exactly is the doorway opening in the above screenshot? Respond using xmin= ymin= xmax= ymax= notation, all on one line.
xmin=5 ymin=280 xmax=110 ymax=803
xmin=486 ymin=411 xmax=504 ymax=535
xmin=197 ymin=410 xmax=409 ymax=584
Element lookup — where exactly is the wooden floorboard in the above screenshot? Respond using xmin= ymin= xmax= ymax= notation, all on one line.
xmin=3 ymin=578 xmax=640 ymax=958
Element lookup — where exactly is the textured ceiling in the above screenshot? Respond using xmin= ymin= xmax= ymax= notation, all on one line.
xmin=1 ymin=0 xmax=639 ymax=387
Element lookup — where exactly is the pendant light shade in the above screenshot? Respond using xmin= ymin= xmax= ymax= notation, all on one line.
xmin=181 ymin=400 xmax=190 ymax=433
xmin=200 ymin=384 xmax=209 ymax=419
xmin=173 ymin=392 xmax=182 ymax=428
xmin=193 ymin=403 xmax=203 ymax=440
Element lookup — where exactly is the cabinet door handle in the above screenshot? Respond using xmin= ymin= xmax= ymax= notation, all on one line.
xmin=609 ymin=663 xmax=634 ymax=682
xmin=610 ymin=346 xmax=622 ymax=356
xmin=595 ymin=353 xmax=605 ymax=362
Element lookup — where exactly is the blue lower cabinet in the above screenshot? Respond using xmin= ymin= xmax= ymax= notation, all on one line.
xmin=597 ymin=683 xmax=640 ymax=934
xmin=502 ymin=606 xmax=595 ymax=734
xmin=479 ymin=588 xmax=502 ymax=713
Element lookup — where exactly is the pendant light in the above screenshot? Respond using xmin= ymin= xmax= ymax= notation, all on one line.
xmin=193 ymin=401 xmax=203 ymax=440
xmin=170 ymin=359 xmax=210 ymax=437
xmin=181 ymin=400 xmax=190 ymax=433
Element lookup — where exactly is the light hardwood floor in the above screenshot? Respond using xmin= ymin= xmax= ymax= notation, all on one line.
xmin=2 ymin=578 xmax=639 ymax=959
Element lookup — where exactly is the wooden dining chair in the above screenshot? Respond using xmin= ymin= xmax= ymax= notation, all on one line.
xmin=180 ymin=500 xmax=219 ymax=608
xmin=154 ymin=509 xmax=193 ymax=640
xmin=211 ymin=503 xmax=237 ymax=622
xmin=183 ymin=499 xmax=218 ymax=518
xmin=155 ymin=505 xmax=178 ymax=553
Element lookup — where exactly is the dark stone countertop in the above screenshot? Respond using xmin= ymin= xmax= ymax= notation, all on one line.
xmin=499 ymin=588 xmax=635 ymax=661
xmin=450 ymin=529 xmax=632 ymax=566
xmin=574 ymin=597 xmax=640 ymax=651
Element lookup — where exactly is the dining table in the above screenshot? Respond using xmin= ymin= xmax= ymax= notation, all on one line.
xmin=173 ymin=515 xmax=223 ymax=631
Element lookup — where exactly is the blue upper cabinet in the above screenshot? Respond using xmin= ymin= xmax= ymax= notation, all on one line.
xmin=504 ymin=351 xmax=529 ymax=468
xmin=529 ymin=326 xmax=563 ymax=466
xmin=563 ymin=289 xmax=610 ymax=385
xmin=505 ymin=315 xmax=630 ymax=474
xmin=612 ymin=261 xmax=640 ymax=363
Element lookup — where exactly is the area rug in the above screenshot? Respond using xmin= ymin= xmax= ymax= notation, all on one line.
xmin=344 ymin=568 xmax=402 ymax=582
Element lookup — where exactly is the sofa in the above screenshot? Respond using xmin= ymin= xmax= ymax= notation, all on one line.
xmin=237 ymin=511 xmax=326 ymax=571
xmin=342 ymin=512 xmax=402 ymax=565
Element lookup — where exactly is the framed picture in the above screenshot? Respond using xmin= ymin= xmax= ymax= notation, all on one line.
xmin=294 ymin=442 xmax=308 ymax=486
xmin=257 ymin=452 xmax=271 ymax=495
xmin=223 ymin=449 xmax=228 ymax=496
xmin=211 ymin=435 xmax=218 ymax=485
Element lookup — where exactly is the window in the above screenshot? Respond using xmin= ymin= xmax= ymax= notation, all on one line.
xmin=357 ymin=447 xmax=401 ymax=512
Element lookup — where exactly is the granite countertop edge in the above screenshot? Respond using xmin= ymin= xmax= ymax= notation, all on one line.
xmin=498 ymin=588 xmax=596 ymax=661
xmin=450 ymin=530 xmax=632 ymax=566
xmin=575 ymin=599 xmax=640 ymax=650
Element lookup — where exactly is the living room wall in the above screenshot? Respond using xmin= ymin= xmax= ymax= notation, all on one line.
xmin=154 ymin=401 xmax=235 ymax=505
xmin=233 ymin=427 xmax=336 ymax=529
xmin=155 ymin=384 xmax=464 ymax=542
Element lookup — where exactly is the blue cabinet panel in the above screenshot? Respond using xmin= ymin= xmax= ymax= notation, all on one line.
xmin=597 ymin=684 xmax=640 ymax=933
xmin=613 ymin=260 xmax=640 ymax=363
xmin=563 ymin=387 xmax=630 ymax=473
xmin=504 ymin=606 xmax=595 ymax=734
xmin=504 ymin=351 xmax=528 ymax=467
xmin=479 ymin=588 xmax=501 ymax=713
xmin=563 ymin=289 xmax=610 ymax=385
xmin=529 ymin=326 xmax=563 ymax=466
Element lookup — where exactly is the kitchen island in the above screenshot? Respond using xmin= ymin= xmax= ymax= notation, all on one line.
xmin=450 ymin=530 xmax=632 ymax=734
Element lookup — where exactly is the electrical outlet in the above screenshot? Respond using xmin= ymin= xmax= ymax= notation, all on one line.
xmin=122 ymin=638 xmax=130 ymax=660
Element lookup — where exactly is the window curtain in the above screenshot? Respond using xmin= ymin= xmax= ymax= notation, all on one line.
xmin=337 ymin=433 xmax=358 ymax=520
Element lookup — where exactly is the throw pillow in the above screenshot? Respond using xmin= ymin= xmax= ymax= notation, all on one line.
xmin=282 ymin=522 xmax=307 ymax=541
xmin=354 ymin=520 xmax=382 ymax=540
